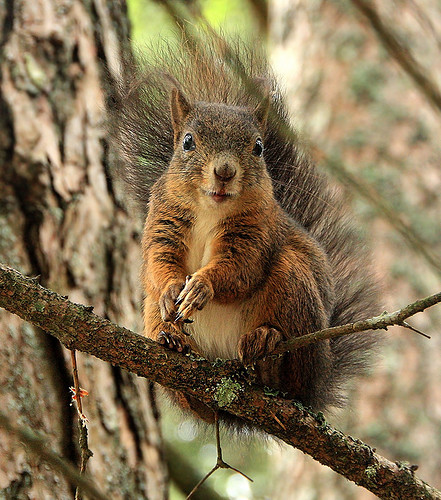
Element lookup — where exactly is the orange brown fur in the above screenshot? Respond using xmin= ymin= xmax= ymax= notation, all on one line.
xmin=108 ymin=39 xmax=380 ymax=421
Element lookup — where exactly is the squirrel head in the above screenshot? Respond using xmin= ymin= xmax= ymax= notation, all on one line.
xmin=168 ymin=87 xmax=273 ymax=209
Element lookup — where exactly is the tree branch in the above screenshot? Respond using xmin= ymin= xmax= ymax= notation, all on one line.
xmin=350 ymin=0 xmax=441 ymax=116
xmin=323 ymin=154 xmax=441 ymax=276
xmin=274 ymin=291 xmax=440 ymax=353
xmin=1 ymin=263 xmax=440 ymax=499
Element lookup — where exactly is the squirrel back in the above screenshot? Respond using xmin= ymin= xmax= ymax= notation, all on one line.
xmin=108 ymin=38 xmax=380 ymax=412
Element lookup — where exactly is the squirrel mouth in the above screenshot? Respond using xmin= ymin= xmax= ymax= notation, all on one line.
xmin=207 ymin=189 xmax=233 ymax=203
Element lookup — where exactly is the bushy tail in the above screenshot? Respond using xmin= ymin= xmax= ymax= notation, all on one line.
xmin=264 ymin=121 xmax=380 ymax=409
xmin=108 ymin=37 xmax=381 ymax=410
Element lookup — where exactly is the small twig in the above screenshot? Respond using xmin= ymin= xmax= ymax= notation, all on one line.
xmin=70 ymin=350 xmax=93 ymax=500
xmin=165 ymin=442 xmax=224 ymax=500
xmin=186 ymin=465 xmax=218 ymax=500
xmin=400 ymin=321 xmax=431 ymax=339
xmin=70 ymin=351 xmax=89 ymax=425
xmin=0 ymin=411 xmax=106 ymax=500
xmin=71 ymin=350 xmax=83 ymax=415
xmin=186 ymin=412 xmax=252 ymax=499
xmin=274 ymin=291 xmax=441 ymax=354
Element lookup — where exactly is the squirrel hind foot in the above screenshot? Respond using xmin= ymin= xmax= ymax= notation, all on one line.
xmin=238 ymin=326 xmax=283 ymax=365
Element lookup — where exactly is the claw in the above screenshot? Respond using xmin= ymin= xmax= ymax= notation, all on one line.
xmin=174 ymin=312 xmax=184 ymax=323
xmin=158 ymin=331 xmax=171 ymax=346
xmin=183 ymin=318 xmax=194 ymax=324
xmin=158 ymin=330 xmax=189 ymax=353
xmin=175 ymin=296 xmax=183 ymax=305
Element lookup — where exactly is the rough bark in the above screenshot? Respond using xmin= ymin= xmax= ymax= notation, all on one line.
xmin=1 ymin=264 xmax=441 ymax=500
xmin=0 ymin=1 xmax=167 ymax=498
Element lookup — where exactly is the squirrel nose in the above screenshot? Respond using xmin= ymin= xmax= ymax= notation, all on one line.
xmin=214 ymin=163 xmax=236 ymax=182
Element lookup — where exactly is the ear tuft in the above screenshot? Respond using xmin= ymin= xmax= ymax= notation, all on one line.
xmin=252 ymin=77 xmax=271 ymax=131
xmin=171 ymin=88 xmax=192 ymax=144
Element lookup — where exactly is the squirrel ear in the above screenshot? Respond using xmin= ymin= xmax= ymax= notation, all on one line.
xmin=252 ymin=77 xmax=271 ymax=131
xmin=171 ymin=88 xmax=192 ymax=144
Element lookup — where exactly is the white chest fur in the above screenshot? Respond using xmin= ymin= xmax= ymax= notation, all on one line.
xmin=186 ymin=211 xmax=218 ymax=275
xmin=185 ymin=210 xmax=245 ymax=360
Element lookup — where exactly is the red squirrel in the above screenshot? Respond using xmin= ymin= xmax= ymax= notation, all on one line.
xmin=109 ymin=40 xmax=380 ymax=422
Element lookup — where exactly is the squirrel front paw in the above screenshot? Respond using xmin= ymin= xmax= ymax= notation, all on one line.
xmin=159 ymin=281 xmax=185 ymax=322
xmin=238 ymin=326 xmax=284 ymax=365
xmin=157 ymin=330 xmax=191 ymax=354
xmin=174 ymin=274 xmax=214 ymax=321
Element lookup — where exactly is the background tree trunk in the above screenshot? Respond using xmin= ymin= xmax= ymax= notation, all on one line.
xmin=269 ymin=0 xmax=441 ymax=498
xmin=0 ymin=1 xmax=167 ymax=498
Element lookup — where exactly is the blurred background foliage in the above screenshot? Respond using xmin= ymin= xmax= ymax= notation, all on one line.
xmin=126 ymin=1 xmax=441 ymax=499
xmin=127 ymin=0 xmax=260 ymax=48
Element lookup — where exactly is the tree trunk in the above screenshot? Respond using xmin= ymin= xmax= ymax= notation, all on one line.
xmin=0 ymin=1 xmax=167 ymax=498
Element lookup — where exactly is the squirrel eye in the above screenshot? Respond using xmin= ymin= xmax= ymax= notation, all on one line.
xmin=252 ymin=138 xmax=264 ymax=157
xmin=183 ymin=133 xmax=195 ymax=151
